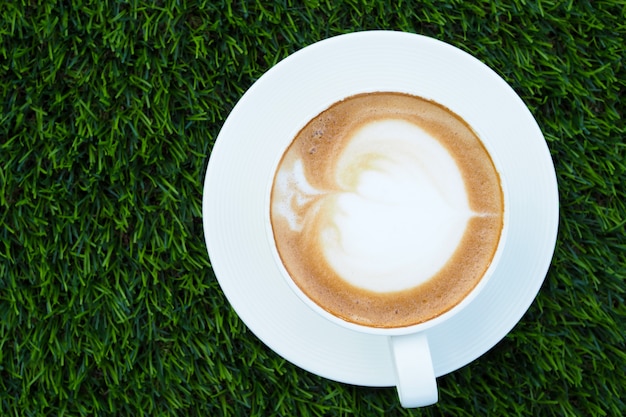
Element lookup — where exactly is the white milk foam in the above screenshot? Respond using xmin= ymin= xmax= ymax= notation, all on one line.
xmin=275 ymin=119 xmax=474 ymax=293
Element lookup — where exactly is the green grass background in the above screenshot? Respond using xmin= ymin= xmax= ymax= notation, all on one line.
xmin=1 ymin=0 xmax=625 ymax=415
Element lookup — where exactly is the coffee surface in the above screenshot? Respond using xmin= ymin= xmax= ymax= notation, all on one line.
xmin=270 ymin=92 xmax=503 ymax=328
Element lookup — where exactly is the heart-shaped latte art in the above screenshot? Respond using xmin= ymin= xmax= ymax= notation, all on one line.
xmin=273 ymin=119 xmax=475 ymax=293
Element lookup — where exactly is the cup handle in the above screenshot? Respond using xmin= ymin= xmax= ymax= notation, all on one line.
xmin=389 ymin=332 xmax=438 ymax=408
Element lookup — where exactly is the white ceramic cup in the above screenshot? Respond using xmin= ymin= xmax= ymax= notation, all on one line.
xmin=267 ymin=110 xmax=510 ymax=408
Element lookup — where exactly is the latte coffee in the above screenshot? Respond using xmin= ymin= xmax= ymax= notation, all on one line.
xmin=270 ymin=92 xmax=504 ymax=328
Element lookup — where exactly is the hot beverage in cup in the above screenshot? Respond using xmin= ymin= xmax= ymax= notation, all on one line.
xmin=270 ymin=92 xmax=504 ymax=328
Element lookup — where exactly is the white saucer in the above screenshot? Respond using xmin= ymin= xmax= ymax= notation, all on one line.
xmin=202 ymin=31 xmax=559 ymax=387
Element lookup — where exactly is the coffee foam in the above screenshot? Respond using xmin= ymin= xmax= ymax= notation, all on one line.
xmin=270 ymin=92 xmax=503 ymax=328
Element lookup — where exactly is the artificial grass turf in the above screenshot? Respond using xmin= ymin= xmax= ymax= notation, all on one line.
xmin=1 ymin=0 xmax=625 ymax=415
